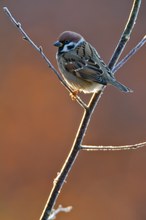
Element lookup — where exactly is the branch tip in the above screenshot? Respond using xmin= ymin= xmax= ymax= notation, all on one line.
xmin=3 ymin=7 xmax=12 ymax=19
xmin=3 ymin=6 xmax=8 ymax=13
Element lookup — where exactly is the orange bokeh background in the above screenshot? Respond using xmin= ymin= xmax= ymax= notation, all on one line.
xmin=1 ymin=1 xmax=146 ymax=220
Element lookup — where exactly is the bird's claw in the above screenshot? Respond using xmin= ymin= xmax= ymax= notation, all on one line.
xmin=70 ymin=90 xmax=79 ymax=100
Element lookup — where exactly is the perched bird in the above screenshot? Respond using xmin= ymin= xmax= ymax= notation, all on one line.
xmin=54 ymin=31 xmax=132 ymax=96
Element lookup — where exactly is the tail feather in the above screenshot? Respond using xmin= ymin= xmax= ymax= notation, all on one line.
xmin=109 ymin=80 xmax=133 ymax=93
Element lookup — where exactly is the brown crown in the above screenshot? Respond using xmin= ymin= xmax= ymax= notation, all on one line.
xmin=58 ymin=31 xmax=83 ymax=43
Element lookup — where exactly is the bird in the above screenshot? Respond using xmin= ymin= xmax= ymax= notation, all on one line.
xmin=53 ymin=31 xmax=133 ymax=97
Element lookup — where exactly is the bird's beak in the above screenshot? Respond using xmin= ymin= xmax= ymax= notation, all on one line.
xmin=53 ymin=41 xmax=63 ymax=47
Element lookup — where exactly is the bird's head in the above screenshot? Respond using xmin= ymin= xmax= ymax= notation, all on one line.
xmin=53 ymin=31 xmax=84 ymax=53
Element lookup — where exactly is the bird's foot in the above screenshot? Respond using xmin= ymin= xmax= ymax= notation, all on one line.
xmin=70 ymin=90 xmax=79 ymax=100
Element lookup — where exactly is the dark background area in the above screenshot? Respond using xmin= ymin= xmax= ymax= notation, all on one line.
xmin=1 ymin=1 xmax=146 ymax=219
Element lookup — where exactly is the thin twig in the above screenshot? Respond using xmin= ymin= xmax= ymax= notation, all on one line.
xmin=3 ymin=7 xmax=87 ymax=110
xmin=48 ymin=205 xmax=72 ymax=220
xmin=112 ymin=35 xmax=146 ymax=74
xmin=81 ymin=142 xmax=146 ymax=151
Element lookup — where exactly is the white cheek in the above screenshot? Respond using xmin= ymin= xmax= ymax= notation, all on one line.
xmin=61 ymin=44 xmax=70 ymax=52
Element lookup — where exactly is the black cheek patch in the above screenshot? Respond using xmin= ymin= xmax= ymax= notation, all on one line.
xmin=67 ymin=45 xmax=75 ymax=50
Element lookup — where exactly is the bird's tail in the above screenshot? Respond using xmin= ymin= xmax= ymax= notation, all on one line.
xmin=109 ymin=79 xmax=133 ymax=93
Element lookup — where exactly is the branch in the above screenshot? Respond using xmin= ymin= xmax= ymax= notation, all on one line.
xmin=81 ymin=142 xmax=146 ymax=151
xmin=108 ymin=0 xmax=142 ymax=70
xmin=40 ymin=92 xmax=101 ymax=220
xmin=3 ymin=7 xmax=87 ymax=110
xmin=3 ymin=1 xmax=144 ymax=220
xmin=112 ymin=35 xmax=146 ymax=74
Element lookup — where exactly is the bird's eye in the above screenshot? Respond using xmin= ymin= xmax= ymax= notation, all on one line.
xmin=64 ymin=40 xmax=70 ymax=44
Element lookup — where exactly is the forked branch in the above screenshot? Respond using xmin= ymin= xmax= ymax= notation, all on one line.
xmin=108 ymin=0 xmax=142 ymax=69
xmin=113 ymin=35 xmax=146 ymax=74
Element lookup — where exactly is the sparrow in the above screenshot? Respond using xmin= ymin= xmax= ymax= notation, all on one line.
xmin=54 ymin=31 xmax=133 ymax=95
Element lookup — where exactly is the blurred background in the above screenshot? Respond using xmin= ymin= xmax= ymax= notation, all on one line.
xmin=0 ymin=0 xmax=146 ymax=219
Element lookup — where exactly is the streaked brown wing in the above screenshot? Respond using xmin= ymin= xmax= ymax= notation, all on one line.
xmin=64 ymin=55 xmax=107 ymax=84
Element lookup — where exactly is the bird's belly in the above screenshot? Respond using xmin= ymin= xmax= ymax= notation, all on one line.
xmin=60 ymin=67 xmax=103 ymax=93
